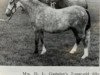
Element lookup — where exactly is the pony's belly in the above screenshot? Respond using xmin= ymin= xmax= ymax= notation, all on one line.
xmin=43 ymin=23 xmax=69 ymax=33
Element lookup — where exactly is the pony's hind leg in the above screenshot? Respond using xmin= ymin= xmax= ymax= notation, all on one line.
xmin=81 ymin=29 xmax=90 ymax=59
xmin=34 ymin=31 xmax=40 ymax=53
xmin=70 ymin=28 xmax=81 ymax=54
xmin=40 ymin=31 xmax=47 ymax=55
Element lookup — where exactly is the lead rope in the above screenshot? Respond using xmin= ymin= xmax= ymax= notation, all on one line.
xmin=0 ymin=16 xmax=12 ymax=22
xmin=0 ymin=7 xmax=16 ymax=22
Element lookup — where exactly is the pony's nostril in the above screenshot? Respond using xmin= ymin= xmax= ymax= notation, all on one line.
xmin=6 ymin=13 xmax=11 ymax=17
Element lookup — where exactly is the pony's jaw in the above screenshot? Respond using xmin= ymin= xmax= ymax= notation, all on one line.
xmin=16 ymin=1 xmax=25 ymax=11
xmin=5 ymin=9 xmax=12 ymax=17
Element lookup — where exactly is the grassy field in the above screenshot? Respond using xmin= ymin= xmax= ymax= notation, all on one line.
xmin=0 ymin=0 xmax=99 ymax=66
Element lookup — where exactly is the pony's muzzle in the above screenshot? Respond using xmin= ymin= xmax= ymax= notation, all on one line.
xmin=5 ymin=9 xmax=12 ymax=17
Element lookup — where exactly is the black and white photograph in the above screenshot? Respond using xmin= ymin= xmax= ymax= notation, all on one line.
xmin=0 ymin=0 xmax=99 ymax=66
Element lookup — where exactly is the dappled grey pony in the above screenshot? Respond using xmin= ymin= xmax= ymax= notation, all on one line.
xmin=39 ymin=0 xmax=88 ymax=9
xmin=5 ymin=0 xmax=91 ymax=59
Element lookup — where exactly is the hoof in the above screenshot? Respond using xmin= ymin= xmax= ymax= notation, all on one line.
xmin=41 ymin=51 xmax=46 ymax=55
xmin=69 ymin=50 xmax=76 ymax=54
xmin=70 ymin=43 xmax=77 ymax=54
xmin=81 ymin=55 xmax=88 ymax=59
xmin=41 ymin=46 xmax=46 ymax=55
xmin=69 ymin=49 xmax=76 ymax=54
xmin=41 ymin=49 xmax=46 ymax=55
xmin=81 ymin=48 xmax=88 ymax=59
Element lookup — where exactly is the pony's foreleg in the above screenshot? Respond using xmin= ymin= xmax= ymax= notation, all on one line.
xmin=34 ymin=31 xmax=40 ymax=54
xmin=40 ymin=31 xmax=47 ymax=55
xmin=70 ymin=28 xmax=81 ymax=54
xmin=82 ymin=29 xmax=90 ymax=59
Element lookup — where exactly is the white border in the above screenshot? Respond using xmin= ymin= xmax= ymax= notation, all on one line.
xmin=0 ymin=66 xmax=100 ymax=75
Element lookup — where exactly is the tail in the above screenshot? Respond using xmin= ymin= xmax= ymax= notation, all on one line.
xmin=85 ymin=10 xmax=91 ymax=31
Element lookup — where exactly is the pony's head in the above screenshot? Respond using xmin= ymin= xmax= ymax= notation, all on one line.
xmin=5 ymin=0 xmax=24 ymax=17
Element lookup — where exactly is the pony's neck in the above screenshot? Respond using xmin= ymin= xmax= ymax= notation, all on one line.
xmin=19 ymin=0 xmax=47 ymax=21
xmin=20 ymin=0 xmax=47 ymax=12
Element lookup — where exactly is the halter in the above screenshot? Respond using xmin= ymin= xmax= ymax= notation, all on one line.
xmin=5 ymin=1 xmax=17 ymax=21
xmin=7 ymin=2 xmax=17 ymax=14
